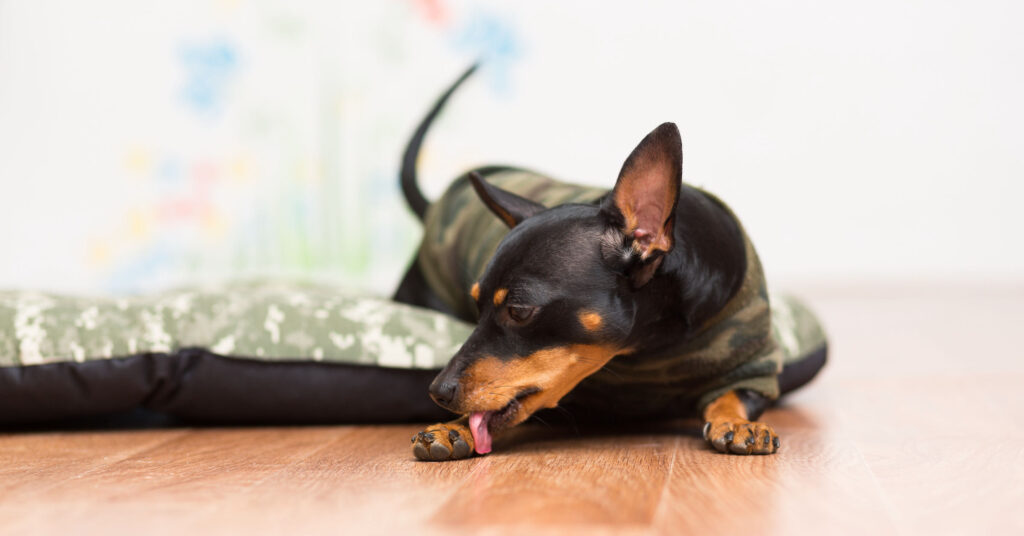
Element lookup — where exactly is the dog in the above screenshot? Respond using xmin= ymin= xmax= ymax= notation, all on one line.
xmin=394 ymin=65 xmax=826 ymax=460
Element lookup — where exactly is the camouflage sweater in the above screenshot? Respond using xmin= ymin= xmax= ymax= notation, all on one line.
xmin=417 ymin=168 xmax=786 ymax=417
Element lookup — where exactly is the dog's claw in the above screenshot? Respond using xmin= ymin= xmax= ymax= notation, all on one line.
xmin=705 ymin=420 xmax=779 ymax=455
xmin=710 ymin=427 xmax=732 ymax=453
xmin=412 ymin=423 xmax=475 ymax=461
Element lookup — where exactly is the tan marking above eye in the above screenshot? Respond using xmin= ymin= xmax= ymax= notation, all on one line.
xmin=493 ymin=288 xmax=508 ymax=306
xmin=470 ymin=282 xmax=480 ymax=301
xmin=578 ymin=311 xmax=603 ymax=331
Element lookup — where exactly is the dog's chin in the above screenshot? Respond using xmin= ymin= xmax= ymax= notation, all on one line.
xmin=466 ymin=387 xmax=540 ymax=455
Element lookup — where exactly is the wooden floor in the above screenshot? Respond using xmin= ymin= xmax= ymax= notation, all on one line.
xmin=2 ymin=283 xmax=1022 ymax=535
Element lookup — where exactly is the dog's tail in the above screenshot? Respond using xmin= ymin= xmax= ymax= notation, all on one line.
xmin=400 ymin=63 xmax=479 ymax=222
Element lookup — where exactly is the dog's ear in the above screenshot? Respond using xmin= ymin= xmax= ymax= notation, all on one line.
xmin=600 ymin=122 xmax=682 ymax=287
xmin=469 ymin=171 xmax=546 ymax=228
xmin=602 ymin=122 xmax=682 ymax=257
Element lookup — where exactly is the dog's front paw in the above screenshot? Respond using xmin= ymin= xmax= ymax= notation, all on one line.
xmin=411 ymin=423 xmax=475 ymax=461
xmin=703 ymin=419 xmax=780 ymax=455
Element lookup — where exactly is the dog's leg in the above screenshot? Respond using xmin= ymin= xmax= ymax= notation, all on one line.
xmin=702 ymin=390 xmax=780 ymax=455
xmin=411 ymin=417 xmax=475 ymax=461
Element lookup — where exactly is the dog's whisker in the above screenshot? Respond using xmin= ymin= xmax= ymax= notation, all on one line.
xmin=529 ymin=412 xmax=553 ymax=429
xmin=553 ymin=405 xmax=581 ymax=436
xmin=595 ymin=364 xmax=624 ymax=379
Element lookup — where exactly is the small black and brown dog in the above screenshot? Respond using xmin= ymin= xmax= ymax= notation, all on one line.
xmin=394 ymin=65 xmax=826 ymax=461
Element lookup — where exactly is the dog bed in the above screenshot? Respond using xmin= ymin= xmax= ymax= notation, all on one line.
xmin=0 ymin=281 xmax=825 ymax=425
xmin=0 ymin=281 xmax=472 ymax=424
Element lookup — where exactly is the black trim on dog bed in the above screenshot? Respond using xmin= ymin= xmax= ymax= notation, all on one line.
xmin=778 ymin=343 xmax=828 ymax=396
xmin=0 ymin=348 xmax=450 ymax=426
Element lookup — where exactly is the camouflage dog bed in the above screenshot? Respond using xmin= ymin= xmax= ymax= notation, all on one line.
xmin=0 ymin=281 xmax=824 ymax=425
xmin=0 ymin=281 xmax=472 ymax=424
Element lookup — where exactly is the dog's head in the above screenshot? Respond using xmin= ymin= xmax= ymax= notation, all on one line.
xmin=429 ymin=123 xmax=683 ymax=453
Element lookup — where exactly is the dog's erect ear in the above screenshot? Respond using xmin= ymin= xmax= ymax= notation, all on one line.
xmin=469 ymin=171 xmax=546 ymax=228
xmin=602 ymin=122 xmax=682 ymax=259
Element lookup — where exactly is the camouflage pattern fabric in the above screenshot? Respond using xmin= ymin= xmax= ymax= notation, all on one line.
xmin=770 ymin=292 xmax=828 ymax=368
xmin=0 ymin=280 xmax=821 ymax=381
xmin=0 ymin=281 xmax=473 ymax=370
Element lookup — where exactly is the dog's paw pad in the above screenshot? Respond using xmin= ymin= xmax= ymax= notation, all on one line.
xmin=704 ymin=420 xmax=779 ymax=455
xmin=412 ymin=423 xmax=475 ymax=461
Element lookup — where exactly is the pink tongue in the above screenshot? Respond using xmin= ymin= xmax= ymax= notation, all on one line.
xmin=468 ymin=411 xmax=493 ymax=454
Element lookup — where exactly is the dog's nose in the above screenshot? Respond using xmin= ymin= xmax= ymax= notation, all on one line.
xmin=429 ymin=378 xmax=460 ymax=408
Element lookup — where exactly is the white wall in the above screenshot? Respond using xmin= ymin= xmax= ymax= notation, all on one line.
xmin=0 ymin=0 xmax=1021 ymax=295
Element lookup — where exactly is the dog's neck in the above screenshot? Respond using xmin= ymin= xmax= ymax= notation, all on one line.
xmin=624 ymin=185 xmax=748 ymax=355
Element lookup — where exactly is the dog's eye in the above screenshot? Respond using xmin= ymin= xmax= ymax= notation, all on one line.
xmin=506 ymin=305 xmax=537 ymax=324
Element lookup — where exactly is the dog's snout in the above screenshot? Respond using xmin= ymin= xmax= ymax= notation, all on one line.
xmin=429 ymin=378 xmax=460 ymax=408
